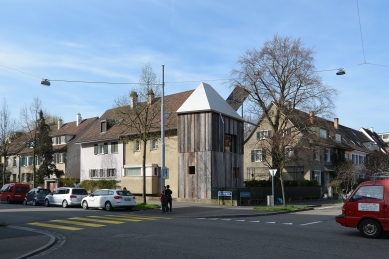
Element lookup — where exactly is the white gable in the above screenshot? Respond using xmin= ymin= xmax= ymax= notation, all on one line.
xmin=177 ymin=82 xmax=242 ymax=121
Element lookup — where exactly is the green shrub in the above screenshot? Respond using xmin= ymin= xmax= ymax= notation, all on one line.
xmin=244 ymin=179 xmax=271 ymax=187
xmin=79 ymin=180 xmax=119 ymax=193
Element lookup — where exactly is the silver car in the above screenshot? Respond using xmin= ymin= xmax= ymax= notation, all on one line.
xmin=44 ymin=187 xmax=88 ymax=208
xmin=81 ymin=189 xmax=136 ymax=211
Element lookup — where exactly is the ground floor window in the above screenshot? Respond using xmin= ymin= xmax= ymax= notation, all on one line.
xmin=126 ymin=168 xmax=142 ymax=176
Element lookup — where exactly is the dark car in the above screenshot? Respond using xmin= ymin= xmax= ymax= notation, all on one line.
xmin=23 ymin=187 xmax=51 ymax=206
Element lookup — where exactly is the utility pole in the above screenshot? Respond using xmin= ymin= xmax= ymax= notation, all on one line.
xmin=160 ymin=65 xmax=165 ymax=193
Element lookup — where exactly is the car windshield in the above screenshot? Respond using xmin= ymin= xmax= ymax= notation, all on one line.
xmin=72 ymin=189 xmax=88 ymax=195
xmin=116 ymin=190 xmax=132 ymax=196
xmin=15 ymin=187 xmax=29 ymax=193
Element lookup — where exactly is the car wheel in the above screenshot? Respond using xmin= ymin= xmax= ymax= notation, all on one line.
xmin=32 ymin=199 xmax=37 ymax=206
xmin=104 ymin=201 xmax=112 ymax=211
xmin=359 ymin=219 xmax=382 ymax=238
xmin=82 ymin=201 xmax=89 ymax=210
xmin=6 ymin=197 xmax=11 ymax=204
xmin=23 ymin=199 xmax=27 ymax=206
xmin=62 ymin=200 xmax=68 ymax=208
xmin=44 ymin=199 xmax=50 ymax=207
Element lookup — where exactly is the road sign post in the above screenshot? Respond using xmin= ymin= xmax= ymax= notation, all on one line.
xmin=269 ymin=169 xmax=277 ymax=211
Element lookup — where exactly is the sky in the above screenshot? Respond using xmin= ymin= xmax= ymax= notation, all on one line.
xmin=1 ymin=0 xmax=388 ymax=133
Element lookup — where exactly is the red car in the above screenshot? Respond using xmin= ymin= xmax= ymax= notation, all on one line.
xmin=336 ymin=178 xmax=389 ymax=238
xmin=0 ymin=183 xmax=30 ymax=204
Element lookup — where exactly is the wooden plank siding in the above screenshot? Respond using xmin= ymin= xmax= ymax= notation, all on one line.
xmin=178 ymin=112 xmax=244 ymax=200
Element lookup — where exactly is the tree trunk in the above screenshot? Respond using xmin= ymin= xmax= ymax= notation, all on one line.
xmin=142 ymin=140 xmax=147 ymax=204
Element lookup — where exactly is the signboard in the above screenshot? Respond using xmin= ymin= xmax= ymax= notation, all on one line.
xmin=240 ymin=192 xmax=250 ymax=198
xmin=358 ymin=203 xmax=379 ymax=212
xmin=162 ymin=167 xmax=169 ymax=179
xmin=218 ymin=191 xmax=233 ymax=206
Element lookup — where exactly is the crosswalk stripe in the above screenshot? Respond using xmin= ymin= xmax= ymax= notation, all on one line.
xmin=69 ymin=217 xmax=125 ymax=224
xmin=88 ymin=216 xmax=142 ymax=222
xmin=116 ymin=215 xmax=172 ymax=220
xmin=50 ymin=219 xmax=105 ymax=227
xmin=28 ymin=222 xmax=83 ymax=231
xmin=106 ymin=215 xmax=161 ymax=221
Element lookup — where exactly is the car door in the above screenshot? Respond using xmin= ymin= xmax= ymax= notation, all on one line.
xmin=97 ymin=190 xmax=109 ymax=208
xmin=88 ymin=190 xmax=101 ymax=208
xmin=52 ymin=188 xmax=65 ymax=205
xmin=345 ymin=185 xmax=385 ymax=227
xmin=25 ymin=189 xmax=36 ymax=203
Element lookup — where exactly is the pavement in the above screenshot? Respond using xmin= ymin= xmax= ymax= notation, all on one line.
xmin=0 ymin=198 xmax=342 ymax=259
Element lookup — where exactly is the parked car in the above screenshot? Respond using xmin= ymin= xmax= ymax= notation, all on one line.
xmin=0 ymin=183 xmax=30 ymax=204
xmin=44 ymin=187 xmax=88 ymax=208
xmin=336 ymin=176 xmax=389 ymax=238
xmin=81 ymin=189 xmax=136 ymax=211
xmin=23 ymin=187 xmax=51 ymax=206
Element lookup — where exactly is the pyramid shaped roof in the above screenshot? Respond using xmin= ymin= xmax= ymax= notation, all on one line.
xmin=177 ymin=82 xmax=243 ymax=121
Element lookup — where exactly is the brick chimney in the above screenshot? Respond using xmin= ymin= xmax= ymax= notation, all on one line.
xmin=309 ymin=112 xmax=314 ymax=124
xmin=147 ymin=89 xmax=154 ymax=104
xmin=130 ymin=91 xmax=138 ymax=108
xmin=76 ymin=113 xmax=82 ymax=126
xmin=58 ymin=119 xmax=63 ymax=130
xmin=334 ymin=118 xmax=339 ymax=129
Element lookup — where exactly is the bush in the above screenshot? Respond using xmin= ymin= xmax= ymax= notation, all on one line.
xmin=284 ymin=180 xmax=299 ymax=187
xmin=244 ymin=180 xmax=271 ymax=187
xmin=79 ymin=180 xmax=119 ymax=193
xmin=298 ymin=179 xmax=318 ymax=187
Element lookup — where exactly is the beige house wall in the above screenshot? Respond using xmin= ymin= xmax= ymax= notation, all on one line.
xmin=121 ymin=136 xmax=179 ymax=198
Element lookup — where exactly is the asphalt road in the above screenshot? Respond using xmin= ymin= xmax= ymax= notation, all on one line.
xmin=1 ymin=202 xmax=388 ymax=258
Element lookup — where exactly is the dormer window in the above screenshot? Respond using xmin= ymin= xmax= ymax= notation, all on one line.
xmin=100 ymin=120 xmax=107 ymax=133
xmin=335 ymin=134 xmax=341 ymax=142
xmin=320 ymin=129 xmax=327 ymax=139
xmin=257 ymin=130 xmax=270 ymax=140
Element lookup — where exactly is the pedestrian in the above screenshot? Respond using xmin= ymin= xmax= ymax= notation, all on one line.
xmin=165 ymin=185 xmax=173 ymax=212
xmin=161 ymin=186 xmax=167 ymax=213
xmin=123 ymin=187 xmax=127 ymax=190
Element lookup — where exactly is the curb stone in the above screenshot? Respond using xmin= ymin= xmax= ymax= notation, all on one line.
xmin=8 ymin=225 xmax=65 ymax=259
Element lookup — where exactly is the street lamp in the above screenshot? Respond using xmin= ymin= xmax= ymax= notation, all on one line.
xmin=41 ymin=79 xmax=50 ymax=86
xmin=269 ymin=169 xmax=277 ymax=210
xmin=336 ymin=68 xmax=346 ymax=75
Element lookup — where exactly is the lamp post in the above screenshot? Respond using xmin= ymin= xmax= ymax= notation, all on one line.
xmin=269 ymin=169 xmax=277 ymax=210
xmin=160 ymin=65 xmax=165 ymax=193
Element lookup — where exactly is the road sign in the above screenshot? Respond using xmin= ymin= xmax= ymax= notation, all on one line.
xmin=162 ymin=167 xmax=169 ymax=179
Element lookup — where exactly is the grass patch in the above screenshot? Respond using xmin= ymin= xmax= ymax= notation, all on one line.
xmin=0 ymin=222 xmax=7 ymax=227
xmin=321 ymin=202 xmax=344 ymax=206
xmin=253 ymin=205 xmax=308 ymax=211
xmin=135 ymin=203 xmax=160 ymax=210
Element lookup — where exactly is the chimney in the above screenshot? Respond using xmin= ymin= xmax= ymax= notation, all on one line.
xmin=334 ymin=118 xmax=339 ymax=129
xmin=76 ymin=113 xmax=82 ymax=126
xmin=309 ymin=112 xmax=314 ymax=124
xmin=130 ymin=91 xmax=138 ymax=108
xmin=370 ymin=127 xmax=374 ymax=132
xmin=58 ymin=119 xmax=63 ymax=130
xmin=147 ymin=89 xmax=154 ymax=104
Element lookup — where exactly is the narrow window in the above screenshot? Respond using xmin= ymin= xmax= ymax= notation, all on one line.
xmin=94 ymin=144 xmax=98 ymax=155
xmin=111 ymin=142 xmax=118 ymax=153
xmin=189 ymin=166 xmax=195 ymax=175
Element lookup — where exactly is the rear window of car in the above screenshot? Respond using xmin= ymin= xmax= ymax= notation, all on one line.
xmin=15 ymin=187 xmax=29 ymax=193
xmin=116 ymin=190 xmax=132 ymax=196
xmin=72 ymin=189 xmax=88 ymax=195
xmin=38 ymin=189 xmax=50 ymax=195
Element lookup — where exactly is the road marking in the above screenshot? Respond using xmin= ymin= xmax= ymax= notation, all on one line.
xmin=265 ymin=222 xmax=276 ymax=224
xmin=50 ymin=219 xmax=105 ymax=227
xmin=209 ymin=218 xmax=218 ymax=220
xmin=282 ymin=223 xmax=293 ymax=225
xmin=196 ymin=218 xmax=206 ymax=220
xmin=221 ymin=219 xmax=231 ymax=221
xmin=69 ymin=217 xmax=125 ymax=224
xmin=88 ymin=215 xmax=142 ymax=222
xmin=300 ymin=221 xmax=322 ymax=226
xmin=250 ymin=221 xmax=260 ymax=223
xmin=236 ymin=220 xmax=245 ymax=222
xmin=109 ymin=215 xmax=170 ymax=220
xmin=28 ymin=222 xmax=82 ymax=231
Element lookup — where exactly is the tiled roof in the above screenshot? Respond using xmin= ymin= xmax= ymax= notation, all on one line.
xmin=77 ymin=90 xmax=194 ymax=143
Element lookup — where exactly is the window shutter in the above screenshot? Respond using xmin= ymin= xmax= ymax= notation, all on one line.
xmin=256 ymin=132 xmax=260 ymax=140
xmin=262 ymin=149 xmax=266 ymax=161
xmin=94 ymin=144 xmax=98 ymax=155
xmin=34 ymin=156 xmax=38 ymax=165
xmin=104 ymin=143 xmax=108 ymax=154
xmin=251 ymin=150 xmax=255 ymax=162
xmin=19 ymin=157 xmax=22 ymax=166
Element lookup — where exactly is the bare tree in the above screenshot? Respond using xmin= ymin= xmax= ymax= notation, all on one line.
xmin=0 ymin=98 xmax=17 ymax=185
xmin=114 ymin=63 xmax=161 ymax=204
xmin=330 ymin=160 xmax=357 ymax=201
xmin=19 ymin=97 xmax=43 ymax=187
xmin=231 ymin=35 xmax=337 ymax=206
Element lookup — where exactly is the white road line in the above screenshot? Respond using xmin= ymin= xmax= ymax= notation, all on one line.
xmin=300 ymin=221 xmax=322 ymax=226
xmin=265 ymin=222 xmax=276 ymax=224
xmin=221 ymin=219 xmax=231 ymax=221
xmin=209 ymin=218 xmax=218 ymax=220
xmin=196 ymin=218 xmax=206 ymax=220
xmin=250 ymin=221 xmax=260 ymax=223
xmin=282 ymin=223 xmax=293 ymax=225
xmin=236 ymin=220 xmax=245 ymax=222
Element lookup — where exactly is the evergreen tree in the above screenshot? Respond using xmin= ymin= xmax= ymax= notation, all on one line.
xmin=35 ymin=110 xmax=54 ymax=185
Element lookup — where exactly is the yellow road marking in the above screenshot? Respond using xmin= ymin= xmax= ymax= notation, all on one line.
xmin=50 ymin=219 xmax=105 ymax=227
xmin=107 ymin=215 xmax=168 ymax=220
xmin=87 ymin=215 xmax=142 ymax=222
xmin=28 ymin=222 xmax=82 ymax=231
xmin=69 ymin=217 xmax=125 ymax=224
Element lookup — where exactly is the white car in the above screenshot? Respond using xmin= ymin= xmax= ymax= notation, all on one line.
xmin=81 ymin=189 xmax=136 ymax=211
xmin=44 ymin=187 xmax=89 ymax=208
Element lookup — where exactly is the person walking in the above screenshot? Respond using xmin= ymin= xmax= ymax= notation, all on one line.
xmin=161 ymin=186 xmax=167 ymax=213
xmin=165 ymin=185 xmax=173 ymax=212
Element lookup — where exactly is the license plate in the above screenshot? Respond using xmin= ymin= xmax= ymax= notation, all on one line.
xmin=124 ymin=198 xmax=131 ymax=201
